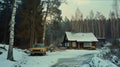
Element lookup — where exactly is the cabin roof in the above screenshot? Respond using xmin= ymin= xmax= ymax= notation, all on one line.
xmin=65 ymin=32 xmax=98 ymax=42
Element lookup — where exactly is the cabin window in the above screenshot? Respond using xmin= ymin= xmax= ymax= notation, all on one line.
xmin=84 ymin=42 xmax=92 ymax=47
xmin=65 ymin=42 xmax=69 ymax=47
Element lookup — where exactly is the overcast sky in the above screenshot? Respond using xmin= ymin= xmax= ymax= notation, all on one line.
xmin=0 ymin=0 xmax=119 ymax=19
xmin=60 ymin=0 xmax=120 ymax=19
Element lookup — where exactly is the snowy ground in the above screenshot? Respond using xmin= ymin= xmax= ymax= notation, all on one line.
xmin=52 ymin=53 xmax=94 ymax=67
xmin=0 ymin=44 xmax=118 ymax=67
xmin=14 ymin=49 xmax=98 ymax=67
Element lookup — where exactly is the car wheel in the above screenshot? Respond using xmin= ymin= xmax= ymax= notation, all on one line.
xmin=43 ymin=52 xmax=46 ymax=55
xmin=30 ymin=53 xmax=34 ymax=56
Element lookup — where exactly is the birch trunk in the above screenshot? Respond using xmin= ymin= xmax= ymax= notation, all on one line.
xmin=7 ymin=0 xmax=17 ymax=61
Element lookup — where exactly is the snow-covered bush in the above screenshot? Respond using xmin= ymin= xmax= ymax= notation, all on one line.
xmin=110 ymin=55 xmax=120 ymax=66
xmin=111 ymin=55 xmax=119 ymax=64
xmin=89 ymin=56 xmax=117 ymax=67
xmin=0 ymin=51 xmax=2 ymax=55
xmin=97 ymin=46 xmax=111 ymax=60
xmin=104 ymin=42 xmax=112 ymax=47
xmin=109 ymin=39 xmax=120 ymax=59
xmin=23 ymin=49 xmax=30 ymax=54
xmin=97 ymin=40 xmax=120 ymax=67
xmin=0 ymin=44 xmax=7 ymax=51
xmin=109 ymin=39 xmax=120 ymax=49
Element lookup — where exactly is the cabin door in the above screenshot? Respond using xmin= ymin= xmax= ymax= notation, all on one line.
xmin=72 ymin=42 xmax=77 ymax=48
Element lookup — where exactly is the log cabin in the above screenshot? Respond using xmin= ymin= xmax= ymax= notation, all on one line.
xmin=62 ymin=32 xmax=98 ymax=49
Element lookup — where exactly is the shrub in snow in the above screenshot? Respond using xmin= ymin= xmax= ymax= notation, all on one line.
xmin=0 ymin=51 xmax=2 ymax=55
xmin=23 ymin=49 xmax=30 ymax=54
xmin=59 ymin=47 xmax=66 ymax=50
xmin=104 ymin=42 xmax=112 ymax=47
xmin=89 ymin=56 xmax=117 ymax=67
xmin=110 ymin=55 xmax=119 ymax=65
xmin=109 ymin=48 xmax=120 ymax=59
xmin=0 ymin=45 xmax=7 ymax=51
xmin=48 ymin=44 xmax=56 ymax=52
xmin=97 ymin=47 xmax=111 ymax=59
xmin=110 ymin=39 xmax=120 ymax=49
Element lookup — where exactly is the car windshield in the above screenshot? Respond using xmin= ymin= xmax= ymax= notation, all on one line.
xmin=32 ymin=44 xmax=44 ymax=48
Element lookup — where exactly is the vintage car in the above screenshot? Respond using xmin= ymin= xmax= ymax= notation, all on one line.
xmin=29 ymin=43 xmax=46 ymax=55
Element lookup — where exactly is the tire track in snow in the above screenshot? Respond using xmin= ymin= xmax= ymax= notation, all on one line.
xmin=52 ymin=53 xmax=95 ymax=67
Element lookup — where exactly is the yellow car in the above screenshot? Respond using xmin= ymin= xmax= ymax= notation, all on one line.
xmin=29 ymin=43 xmax=46 ymax=55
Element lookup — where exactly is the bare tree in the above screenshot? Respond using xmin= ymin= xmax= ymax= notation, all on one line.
xmin=113 ymin=0 xmax=119 ymax=18
xmin=75 ymin=8 xmax=83 ymax=21
xmin=89 ymin=10 xmax=94 ymax=34
xmin=7 ymin=0 xmax=17 ymax=61
xmin=89 ymin=10 xmax=94 ymax=20
xmin=43 ymin=0 xmax=50 ymax=45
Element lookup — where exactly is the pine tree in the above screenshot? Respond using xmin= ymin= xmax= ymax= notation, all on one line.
xmin=0 ymin=0 xmax=13 ymax=44
xmin=44 ymin=0 xmax=63 ymax=46
xmin=16 ymin=0 xmax=44 ymax=48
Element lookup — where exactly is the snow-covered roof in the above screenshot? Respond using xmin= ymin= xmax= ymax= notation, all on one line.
xmin=65 ymin=32 xmax=98 ymax=42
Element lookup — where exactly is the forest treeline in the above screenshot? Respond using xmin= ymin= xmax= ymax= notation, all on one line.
xmin=45 ymin=8 xmax=120 ymax=46
xmin=45 ymin=17 xmax=120 ymax=47
xmin=0 ymin=0 xmax=120 ymax=48
xmin=64 ymin=18 xmax=120 ymax=39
